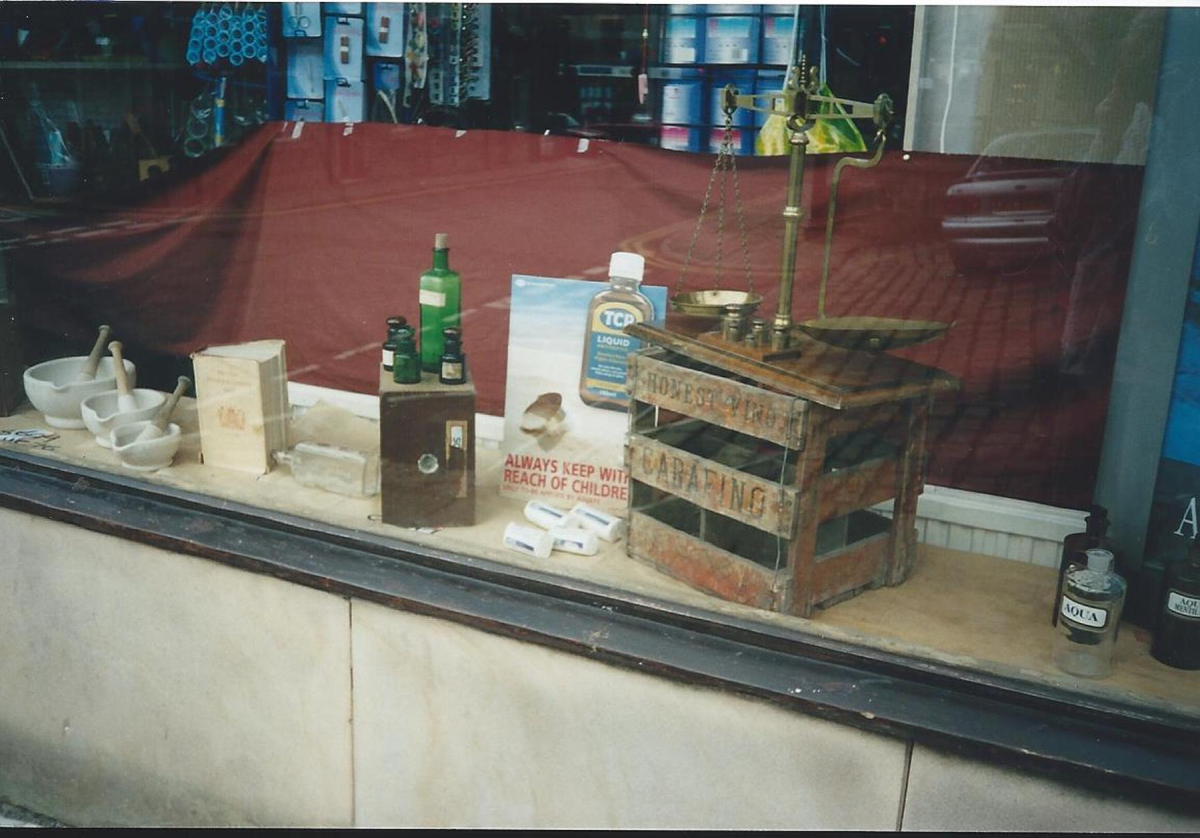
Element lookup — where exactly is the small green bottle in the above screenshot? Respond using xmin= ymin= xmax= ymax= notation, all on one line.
xmin=419 ymin=233 xmax=462 ymax=372
xmin=392 ymin=329 xmax=421 ymax=384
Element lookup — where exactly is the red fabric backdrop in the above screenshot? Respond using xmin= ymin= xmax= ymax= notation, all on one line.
xmin=4 ymin=122 xmax=1143 ymax=508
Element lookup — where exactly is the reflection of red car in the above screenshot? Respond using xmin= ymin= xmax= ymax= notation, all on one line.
xmin=941 ymin=130 xmax=1095 ymax=273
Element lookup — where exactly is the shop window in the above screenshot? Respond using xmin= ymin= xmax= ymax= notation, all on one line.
xmin=1 ymin=2 xmax=1197 ymax=733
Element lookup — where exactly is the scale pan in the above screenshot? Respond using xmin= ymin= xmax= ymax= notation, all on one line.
xmin=671 ymin=289 xmax=763 ymax=318
xmin=797 ymin=316 xmax=952 ymax=351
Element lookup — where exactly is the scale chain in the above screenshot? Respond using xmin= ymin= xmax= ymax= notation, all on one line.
xmin=675 ymin=108 xmax=755 ymax=298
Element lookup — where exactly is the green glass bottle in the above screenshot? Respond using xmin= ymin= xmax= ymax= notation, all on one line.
xmin=391 ymin=330 xmax=421 ymax=384
xmin=419 ymin=233 xmax=462 ymax=372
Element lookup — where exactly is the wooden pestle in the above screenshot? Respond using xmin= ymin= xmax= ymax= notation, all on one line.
xmin=108 ymin=341 xmax=138 ymax=413
xmin=134 ymin=375 xmax=191 ymax=443
xmin=74 ymin=324 xmax=112 ymax=382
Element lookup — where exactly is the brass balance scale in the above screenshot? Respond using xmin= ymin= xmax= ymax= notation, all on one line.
xmin=621 ymin=61 xmax=960 ymax=617
xmin=668 ymin=59 xmax=952 ymax=356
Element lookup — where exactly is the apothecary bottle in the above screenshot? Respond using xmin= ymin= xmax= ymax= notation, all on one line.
xmin=1151 ymin=537 xmax=1200 ymax=670
xmin=1052 ymin=548 xmax=1126 ymax=679
xmin=392 ymin=330 xmax=421 ymax=384
xmin=419 ymin=233 xmax=461 ymax=372
xmin=1052 ymin=505 xmax=1116 ymax=626
xmin=439 ymin=327 xmax=466 ymax=385
xmin=577 ymin=251 xmax=654 ymax=411
xmin=381 ymin=315 xmax=407 ymax=372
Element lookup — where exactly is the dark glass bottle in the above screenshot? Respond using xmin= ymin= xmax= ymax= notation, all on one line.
xmin=391 ymin=330 xmax=421 ymax=384
xmin=438 ymin=327 xmax=466 ymax=385
xmin=381 ymin=315 xmax=407 ymax=372
xmin=1053 ymin=505 xmax=1116 ymax=626
xmin=1151 ymin=538 xmax=1200 ymax=670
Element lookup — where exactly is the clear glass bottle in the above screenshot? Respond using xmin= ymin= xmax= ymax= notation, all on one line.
xmin=1052 ymin=548 xmax=1126 ymax=679
xmin=419 ymin=233 xmax=461 ymax=372
xmin=1151 ymin=537 xmax=1200 ymax=670
xmin=577 ymin=251 xmax=654 ymax=411
xmin=438 ymin=327 xmax=466 ymax=385
xmin=274 ymin=441 xmax=380 ymax=498
xmin=1052 ymin=505 xmax=1116 ymax=626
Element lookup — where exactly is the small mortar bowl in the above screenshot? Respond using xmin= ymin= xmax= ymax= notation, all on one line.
xmin=80 ymin=389 xmax=167 ymax=448
xmin=23 ymin=356 xmax=137 ymax=429
xmin=111 ymin=421 xmax=182 ymax=472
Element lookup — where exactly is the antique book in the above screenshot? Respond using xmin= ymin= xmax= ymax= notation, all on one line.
xmin=191 ymin=339 xmax=289 ymax=474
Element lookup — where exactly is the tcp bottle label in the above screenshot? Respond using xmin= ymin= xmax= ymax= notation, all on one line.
xmin=582 ymin=301 xmax=643 ymax=398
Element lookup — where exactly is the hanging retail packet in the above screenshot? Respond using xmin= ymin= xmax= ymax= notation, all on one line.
xmin=286 ymin=40 xmax=324 ymax=100
xmin=323 ymin=16 xmax=365 ymax=82
xmin=365 ymin=3 xmax=406 ymax=57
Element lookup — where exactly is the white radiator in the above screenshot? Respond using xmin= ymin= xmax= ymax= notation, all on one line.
xmin=875 ymin=485 xmax=1087 ymax=568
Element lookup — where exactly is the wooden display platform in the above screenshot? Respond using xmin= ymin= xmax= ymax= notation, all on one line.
xmin=379 ymin=368 xmax=476 ymax=528
xmin=625 ymin=321 xmax=960 ymax=618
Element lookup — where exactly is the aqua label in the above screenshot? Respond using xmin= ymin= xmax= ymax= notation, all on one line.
xmin=1060 ymin=596 xmax=1108 ymax=631
xmin=1167 ymin=590 xmax=1200 ymax=621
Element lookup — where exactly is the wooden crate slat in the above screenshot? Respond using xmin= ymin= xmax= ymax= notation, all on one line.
xmin=816 ymin=457 xmax=899 ymax=523
xmin=627 ymin=435 xmax=798 ymax=536
xmin=811 ymin=532 xmax=889 ymax=605
xmin=628 ymin=351 xmax=806 ymax=449
xmin=628 ymin=511 xmax=787 ymax=610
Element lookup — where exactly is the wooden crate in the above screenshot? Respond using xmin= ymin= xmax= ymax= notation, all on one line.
xmin=625 ymin=334 xmax=956 ymax=618
xmin=379 ymin=368 xmax=475 ymax=528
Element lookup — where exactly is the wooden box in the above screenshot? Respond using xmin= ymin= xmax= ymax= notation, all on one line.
xmin=624 ymin=334 xmax=956 ymax=618
xmin=379 ymin=369 xmax=475 ymax=528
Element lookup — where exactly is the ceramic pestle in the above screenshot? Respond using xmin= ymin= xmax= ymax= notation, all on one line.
xmin=134 ymin=375 xmax=191 ymax=443
xmin=108 ymin=341 xmax=138 ymax=413
xmin=73 ymin=325 xmax=113 ymax=382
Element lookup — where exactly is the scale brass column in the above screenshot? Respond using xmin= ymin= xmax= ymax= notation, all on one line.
xmin=772 ymin=115 xmax=809 ymax=351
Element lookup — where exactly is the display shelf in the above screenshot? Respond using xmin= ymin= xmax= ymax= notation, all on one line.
xmin=0 ymin=398 xmax=1195 ymax=724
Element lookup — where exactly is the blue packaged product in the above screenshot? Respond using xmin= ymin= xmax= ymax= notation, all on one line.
xmin=660 ymin=71 xmax=704 ymax=125
xmin=281 ymin=2 xmax=320 ymax=38
xmin=323 ymin=16 xmax=364 ymax=81
xmin=286 ymin=40 xmax=324 ymax=99
xmin=761 ymin=14 xmax=797 ymax=65
xmin=365 ymin=3 xmax=405 ymax=57
xmin=662 ymin=14 xmax=705 ymax=64
xmin=325 ymin=79 xmax=365 ymax=123
xmin=703 ymin=15 xmax=760 ymax=64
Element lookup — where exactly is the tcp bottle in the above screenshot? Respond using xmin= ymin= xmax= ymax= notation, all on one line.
xmin=578 ymin=251 xmax=654 ymax=411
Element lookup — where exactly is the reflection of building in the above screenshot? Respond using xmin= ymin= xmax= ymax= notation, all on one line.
xmin=907 ymin=7 xmax=1163 ymax=165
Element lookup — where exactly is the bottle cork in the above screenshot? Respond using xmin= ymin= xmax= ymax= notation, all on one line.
xmin=435 ymin=232 xmax=449 ymax=249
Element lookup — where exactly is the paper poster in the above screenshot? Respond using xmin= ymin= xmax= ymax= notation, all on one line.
xmin=500 ymin=274 xmax=668 ymax=512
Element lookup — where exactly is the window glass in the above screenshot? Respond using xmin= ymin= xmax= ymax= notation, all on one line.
xmin=1 ymin=3 xmax=1195 ymax=720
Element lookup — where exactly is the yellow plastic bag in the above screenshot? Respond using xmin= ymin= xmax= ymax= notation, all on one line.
xmin=755 ymin=82 xmax=867 ymax=156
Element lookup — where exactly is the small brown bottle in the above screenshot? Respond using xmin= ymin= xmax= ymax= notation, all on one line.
xmin=578 ymin=251 xmax=655 ymax=411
